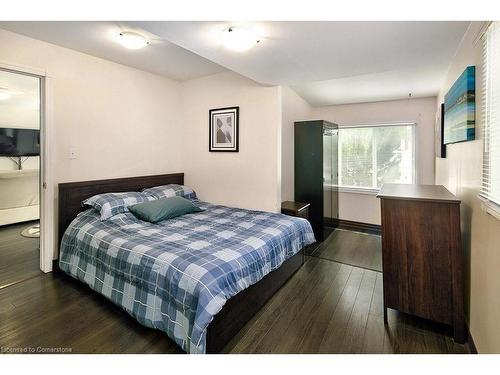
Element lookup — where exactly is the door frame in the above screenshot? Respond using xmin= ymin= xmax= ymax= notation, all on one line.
xmin=0 ymin=61 xmax=54 ymax=273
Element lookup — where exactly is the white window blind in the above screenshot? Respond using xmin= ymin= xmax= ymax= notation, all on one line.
xmin=480 ymin=21 xmax=500 ymax=218
xmin=338 ymin=123 xmax=416 ymax=191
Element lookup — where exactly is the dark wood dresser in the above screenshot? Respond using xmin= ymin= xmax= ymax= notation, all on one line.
xmin=377 ymin=184 xmax=465 ymax=343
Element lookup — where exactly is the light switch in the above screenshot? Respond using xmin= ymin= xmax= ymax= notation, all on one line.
xmin=69 ymin=147 xmax=77 ymax=159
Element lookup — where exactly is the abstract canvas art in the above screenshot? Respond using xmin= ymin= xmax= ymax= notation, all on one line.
xmin=435 ymin=103 xmax=446 ymax=158
xmin=444 ymin=66 xmax=475 ymax=144
xmin=209 ymin=106 xmax=239 ymax=152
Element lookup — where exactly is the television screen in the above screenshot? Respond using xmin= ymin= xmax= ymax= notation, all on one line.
xmin=0 ymin=128 xmax=40 ymax=156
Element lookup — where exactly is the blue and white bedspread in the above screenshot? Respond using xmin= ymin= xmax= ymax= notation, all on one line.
xmin=59 ymin=200 xmax=315 ymax=353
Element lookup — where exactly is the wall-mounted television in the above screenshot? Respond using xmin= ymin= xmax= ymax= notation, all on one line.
xmin=0 ymin=127 xmax=40 ymax=156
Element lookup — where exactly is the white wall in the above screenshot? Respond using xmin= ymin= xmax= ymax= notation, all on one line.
xmin=281 ymin=86 xmax=312 ymax=202
xmin=0 ymin=28 xmax=183 ymax=261
xmin=180 ymin=72 xmax=282 ymax=212
xmin=435 ymin=21 xmax=500 ymax=353
xmin=0 ymin=157 xmax=39 ymax=171
xmin=311 ymin=97 xmax=437 ymax=225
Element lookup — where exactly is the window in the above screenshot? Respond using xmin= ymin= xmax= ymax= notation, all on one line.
xmin=338 ymin=123 xmax=415 ymax=191
xmin=480 ymin=22 xmax=500 ymax=218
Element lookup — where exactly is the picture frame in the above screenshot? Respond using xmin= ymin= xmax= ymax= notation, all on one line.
xmin=209 ymin=106 xmax=239 ymax=152
xmin=443 ymin=66 xmax=475 ymax=144
xmin=435 ymin=103 xmax=446 ymax=158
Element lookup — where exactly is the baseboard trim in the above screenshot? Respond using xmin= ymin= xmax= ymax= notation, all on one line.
xmin=324 ymin=217 xmax=339 ymax=228
xmin=337 ymin=219 xmax=381 ymax=235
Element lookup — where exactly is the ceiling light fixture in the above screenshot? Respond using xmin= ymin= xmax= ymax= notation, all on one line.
xmin=117 ymin=31 xmax=150 ymax=50
xmin=219 ymin=26 xmax=260 ymax=52
xmin=0 ymin=88 xmax=14 ymax=101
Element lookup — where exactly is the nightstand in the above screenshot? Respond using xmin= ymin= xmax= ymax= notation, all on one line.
xmin=281 ymin=201 xmax=310 ymax=221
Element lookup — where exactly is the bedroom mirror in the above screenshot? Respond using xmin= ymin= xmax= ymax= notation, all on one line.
xmin=0 ymin=68 xmax=41 ymax=287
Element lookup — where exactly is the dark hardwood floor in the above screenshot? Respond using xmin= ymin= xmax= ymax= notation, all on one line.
xmin=311 ymin=229 xmax=382 ymax=272
xmin=0 ymin=221 xmax=41 ymax=289
xmin=0 ymin=271 xmax=181 ymax=353
xmin=223 ymin=256 xmax=467 ymax=354
xmin=0 ymin=230 xmax=470 ymax=354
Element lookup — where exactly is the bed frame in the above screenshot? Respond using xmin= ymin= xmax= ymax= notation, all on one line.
xmin=57 ymin=172 xmax=305 ymax=353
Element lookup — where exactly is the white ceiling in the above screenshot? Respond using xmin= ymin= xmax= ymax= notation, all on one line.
xmin=0 ymin=21 xmax=470 ymax=106
xmin=291 ymin=66 xmax=445 ymax=106
xmin=0 ymin=21 xmax=227 ymax=81
xmin=134 ymin=21 xmax=470 ymax=105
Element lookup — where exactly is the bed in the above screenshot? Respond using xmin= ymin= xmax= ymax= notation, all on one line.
xmin=57 ymin=173 xmax=315 ymax=353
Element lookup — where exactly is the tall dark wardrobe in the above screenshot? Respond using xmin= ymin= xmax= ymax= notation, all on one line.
xmin=294 ymin=120 xmax=339 ymax=241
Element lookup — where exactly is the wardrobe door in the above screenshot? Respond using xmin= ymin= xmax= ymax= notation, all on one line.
xmin=295 ymin=121 xmax=323 ymax=240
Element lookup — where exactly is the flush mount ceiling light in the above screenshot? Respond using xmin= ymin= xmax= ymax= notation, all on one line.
xmin=117 ymin=31 xmax=150 ymax=50
xmin=219 ymin=26 xmax=261 ymax=52
xmin=0 ymin=87 xmax=16 ymax=101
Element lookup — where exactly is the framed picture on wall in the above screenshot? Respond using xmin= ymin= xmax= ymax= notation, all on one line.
xmin=209 ymin=106 xmax=239 ymax=152
xmin=443 ymin=66 xmax=475 ymax=144
xmin=435 ymin=103 xmax=446 ymax=158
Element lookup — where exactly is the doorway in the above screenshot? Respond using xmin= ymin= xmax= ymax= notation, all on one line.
xmin=0 ymin=67 xmax=43 ymax=288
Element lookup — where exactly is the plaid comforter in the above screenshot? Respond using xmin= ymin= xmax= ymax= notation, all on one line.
xmin=59 ymin=200 xmax=315 ymax=353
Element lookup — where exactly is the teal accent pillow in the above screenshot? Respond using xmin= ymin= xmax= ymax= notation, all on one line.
xmin=128 ymin=196 xmax=203 ymax=224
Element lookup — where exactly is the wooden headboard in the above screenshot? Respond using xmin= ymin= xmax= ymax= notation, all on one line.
xmin=58 ymin=173 xmax=184 ymax=246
